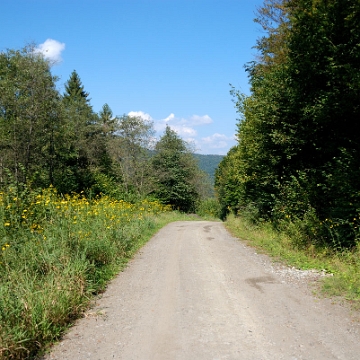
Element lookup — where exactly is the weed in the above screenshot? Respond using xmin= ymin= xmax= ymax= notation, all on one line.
xmin=0 ymin=187 xmax=173 ymax=359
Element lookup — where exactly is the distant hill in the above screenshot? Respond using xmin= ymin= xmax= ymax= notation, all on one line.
xmin=149 ymin=150 xmax=223 ymax=183
xmin=193 ymin=154 xmax=224 ymax=182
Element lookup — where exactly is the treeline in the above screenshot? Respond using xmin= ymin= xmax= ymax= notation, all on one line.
xmin=0 ymin=45 xmax=210 ymax=212
xmin=216 ymin=0 xmax=360 ymax=247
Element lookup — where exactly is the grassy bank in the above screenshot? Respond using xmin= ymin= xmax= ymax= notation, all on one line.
xmin=225 ymin=214 xmax=360 ymax=307
xmin=0 ymin=187 xmax=191 ymax=359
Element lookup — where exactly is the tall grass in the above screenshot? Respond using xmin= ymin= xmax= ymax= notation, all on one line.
xmin=0 ymin=186 xmax=172 ymax=359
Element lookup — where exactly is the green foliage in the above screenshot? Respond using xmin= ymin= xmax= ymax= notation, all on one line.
xmin=98 ymin=103 xmax=116 ymax=136
xmin=112 ymin=114 xmax=155 ymax=197
xmin=0 ymin=185 xmax=172 ymax=359
xmin=63 ymin=70 xmax=90 ymax=104
xmin=88 ymin=172 xmax=122 ymax=199
xmin=151 ymin=126 xmax=203 ymax=212
xmin=0 ymin=45 xmax=64 ymax=188
xmin=196 ymin=198 xmax=221 ymax=219
xmin=58 ymin=70 xmax=99 ymax=193
xmin=216 ymin=0 xmax=360 ymax=248
xmin=215 ymin=146 xmax=243 ymax=219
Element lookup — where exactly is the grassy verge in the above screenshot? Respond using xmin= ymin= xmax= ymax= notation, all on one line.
xmin=225 ymin=214 xmax=360 ymax=307
xmin=0 ymin=187 xmax=194 ymax=360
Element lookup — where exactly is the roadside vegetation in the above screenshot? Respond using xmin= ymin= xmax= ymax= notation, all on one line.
xmin=0 ymin=45 xmax=212 ymax=359
xmin=0 ymin=184 xmax=177 ymax=359
xmin=195 ymin=198 xmax=222 ymax=220
xmin=216 ymin=0 xmax=360 ymax=308
xmin=217 ymin=0 xmax=360 ymax=249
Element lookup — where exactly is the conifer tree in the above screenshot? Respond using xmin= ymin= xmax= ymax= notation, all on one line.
xmin=151 ymin=126 xmax=200 ymax=212
xmin=60 ymin=70 xmax=97 ymax=193
xmin=98 ymin=103 xmax=116 ymax=137
xmin=93 ymin=104 xmax=116 ymax=176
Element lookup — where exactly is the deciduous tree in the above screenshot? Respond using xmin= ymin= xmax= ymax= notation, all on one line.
xmin=110 ymin=114 xmax=155 ymax=197
xmin=0 ymin=45 xmax=63 ymax=188
xmin=217 ymin=0 xmax=360 ymax=247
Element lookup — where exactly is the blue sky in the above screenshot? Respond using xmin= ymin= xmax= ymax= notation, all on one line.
xmin=2 ymin=0 xmax=264 ymax=155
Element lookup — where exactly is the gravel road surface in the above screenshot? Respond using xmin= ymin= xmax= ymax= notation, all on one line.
xmin=43 ymin=221 xmax=360 ymax=359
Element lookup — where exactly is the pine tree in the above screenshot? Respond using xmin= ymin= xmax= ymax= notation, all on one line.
xmin=98 ymin=103 xmax=116 ymax=137
xmin=63 ymin=70 xmax=90 ymax=105
xmin=151 ymin=126 xmax=200 ymax=212
xmin=59 ymin=70 xmax=97 ymax=193
xmin=92 ymin=104 xmax=116 ymax=176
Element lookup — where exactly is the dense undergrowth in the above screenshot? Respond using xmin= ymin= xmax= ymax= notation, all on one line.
xmin=0 ymin=186 xmax=178 ymax=359
xmin=225 ymin=213 xmax=360 ymax=307
xmin=195 ymin=198 xmax=222 ymax=220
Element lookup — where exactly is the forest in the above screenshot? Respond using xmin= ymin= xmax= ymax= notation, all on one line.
xmin=0 ymin=44 xmax=213 ymax=212
xmin=216 ymin=0 xmax=360 ymax=249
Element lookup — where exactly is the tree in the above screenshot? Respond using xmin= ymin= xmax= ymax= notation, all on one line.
xmin=0 ymin=45 xmax=63 ymax=188
xmin=218 ymin=0 xmax=360 ymax=247
xmin=282 ymin=0 xmax=360 ymax=245
xmin=253 ymin=0 xmax=290 ymax=70
xmin=92 ymin=103 xmax=116 ymax=174
xmin=108 ymin=114 xmax=155 ymax=197
xmin=151 ymin=126 xmax=202 ymax=212
xmin=59 ymin=70 xmax=98 ymax=193
xmin=81 ymin=103 xmax=118 ymax=196
xmin=98 ymin=103 xmax=116 ymax=137
xmin=63 ymin=70 xmax=92 ymax=107
xmin=215 ymin=146 xmax=243 ymax=219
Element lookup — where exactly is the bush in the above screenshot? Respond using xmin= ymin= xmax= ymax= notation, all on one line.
xmin=196 ymin=198 xmax=221 ymax=219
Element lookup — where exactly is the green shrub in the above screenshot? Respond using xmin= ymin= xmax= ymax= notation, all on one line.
xmin=196 ymin=198 xmax=221 ymax=219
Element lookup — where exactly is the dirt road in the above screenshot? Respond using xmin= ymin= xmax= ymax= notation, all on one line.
xmin=44 ymin=221 xmax=360 ymax=359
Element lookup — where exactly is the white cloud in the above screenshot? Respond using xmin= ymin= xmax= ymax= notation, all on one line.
xmin=198 ymin=133 xmax=237 ymax=154
xmin=151 ymin=112 xmax=213 ymax=137
xmin=34 ymin=39 xmax=65 ymax=63
xmin=189 ymin=115 xmax=213 ymax=125
xmin=128 ymin=111 xmax=153 ymax=121
xmin=127 ymin=111 xmax=233 ymax=154
xmin=170 ymin=125 xmax=197 ymax=137
xmin=202 ymin=133 xmax=228 ymax=144
xmin=164 ymin=113 xmax=175 ymax=122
